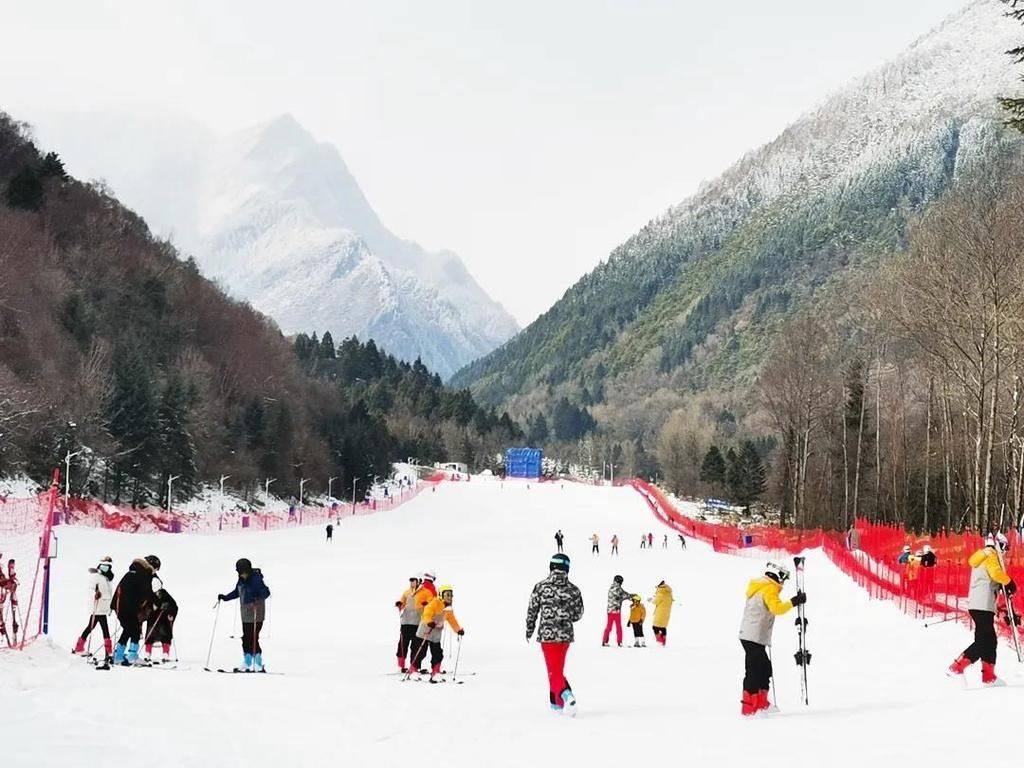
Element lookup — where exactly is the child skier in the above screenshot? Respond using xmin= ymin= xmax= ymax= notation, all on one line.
xmin=410 ymin=583 xmax=464 ymax=682
xmin=111 ymin=556 xmax=160 ymax=666
xmin=738 ymin=562 xmax=806 ymax=716
xmin=651 ymin=580 xmax=674 ymax=645
xmin=602 ymin=575 xmax=631 ymax=647
xmin=73 ymin=556 xmax=115 ymax=663
xmin=526 ymin=553 xmax=584 ymax=715
xmin=947 ymin=533 xmax=1016 ymax=686
xmin=217 ymin=557 xmax=272 ymax=672
xmin=395 ymin=574 xmax=423 ymax=672
xmin=143 ymin=587 xmax=179 ymax=664
xmin=627 ymin=594 xmax=647 ymax=647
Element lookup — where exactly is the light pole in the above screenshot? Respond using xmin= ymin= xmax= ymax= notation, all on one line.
xmin=265 ymin=477 xmax=276 ymax=500
xmin=64 ymin=450 xmax=81 ymax=512
xmin=299 ymin=477 xmax=308 ymax=505
xmin=352 ymin=475 xmax=359 ymax=516
xmin=167 ymin=474 xmax=181 ymax=515
xmin=219 ymin=474 xmax=230 ymax=529
xmin=327 ymin=476 xmax=337 ymax=500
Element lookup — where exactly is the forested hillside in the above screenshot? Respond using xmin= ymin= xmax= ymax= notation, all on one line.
xmin=0 ymin=113 xmax=517 ymax=505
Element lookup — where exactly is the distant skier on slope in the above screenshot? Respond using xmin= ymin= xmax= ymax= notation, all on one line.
xmin=218 ymin=558 xmax=271 ymax=673
xmin=650 ymin=580 xmax=674 ymax=646
xmin=326 ymin=523 xmax=334 ymax=542
xmin=611 ymin=534 xmax=620 ymax=556
xmin=111 ymin=556 xmax=160 ymax=666
xmin=647 ymin=533 xmax=654 ymax=548
xmin=738 ymin=562 xmax=806 ymax=717
xmin=73 ymin=556 xmax=114 ymax=664
xmin=947 ymin=533 xmax=1016 ymax=686
xmin=602 ymin=575 xmax=631 ymax=647
xmin=410 ymin=584 xmax=464 ymax=682
xmin=591 ymin=534 xmax=600 ymax=555
xmin=395 ymin=574 xmax=423 ymax=673
xmin=526 ymin=553 xmax=584 ymax=715
xmin=555 ymin=530 xmax=564 ymax=553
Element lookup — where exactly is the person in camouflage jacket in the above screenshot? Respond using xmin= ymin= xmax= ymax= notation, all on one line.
xmin=526 ymin=553 xmax=584 ymax=715
xmin=602 ymin=575 xmax=631 ymax=647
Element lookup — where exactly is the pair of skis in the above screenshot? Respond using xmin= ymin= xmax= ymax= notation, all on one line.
xmin=993 ymin=546 xmax=1023 ymax=663
xmin=793 ymin=556 xmax=811 ymax=706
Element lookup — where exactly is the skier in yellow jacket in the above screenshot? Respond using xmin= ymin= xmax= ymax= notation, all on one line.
xmin=627 ymin=595 xmax=647 ymax=647
xmin=650 ymin=581 xmax=673 ymax=646
xmin=738 ymin=562 xmax=806 ymax=716
xmin=410 ymin=584 xmax=464 ymax=682
xmin=947 ymin=534 xmax=1016 ymax=686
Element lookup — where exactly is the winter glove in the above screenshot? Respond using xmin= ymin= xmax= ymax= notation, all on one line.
xmin=790 ymin=591 xmax=807 ymax=607
xmin=217 ymin=594 xmax=226 ymax=601
xmin=94 ymin=590 xmax=102 ymax=601
xmin=1006 ymin=580 xmax=1018 ymax=597
xmin=395 ymin=601 xmax=403 ymax=609
xmin=457 ymin=629 xmax=465 ymax=637
xmin=426 ymin=621 xmax=436 ymax=629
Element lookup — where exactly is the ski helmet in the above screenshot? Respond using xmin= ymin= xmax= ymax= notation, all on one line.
xmin=549 ymin=553 xmax=570 ymax=573
xmin=145 ymin=555 xmax=161 ymax=571
xmin=409 ymin=574 xmax=421 ymax=583
xmin=422 ymin=570 xmax=436 ymax=582
xmin=765 ymin=562 xmax=791 ymax=583
xmin=235 ymin=557 xmax=253 ymax=574
xmin=439 ymin=584 xmax=454 ymax=597
xmin=613 ymin=575 xmax=624 ymax=584
xmin=994 ymin=533 xmax=1009 ymax=552
xmin=902 ymin=545 xmax=911 ymax=553
xmin=923 ymin=544 xmax=933 ymax=554
xmin=631 ymin=594 xmax=641 ymax=603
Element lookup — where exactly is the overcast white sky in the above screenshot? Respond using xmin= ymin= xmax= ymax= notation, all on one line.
xmin=0 ymin=0 xmax=971 ymax=324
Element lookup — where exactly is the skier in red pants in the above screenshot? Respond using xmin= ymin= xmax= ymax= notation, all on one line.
xmin=526 ymin=553 xmax=584 ymax=715
xmin=602 ymin=575 xmax=631 ymax=647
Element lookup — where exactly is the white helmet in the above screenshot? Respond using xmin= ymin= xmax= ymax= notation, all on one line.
xmin=765 ymin=562 xmax=791 ymax=583
xmin=985 ymin=533 xmax=1009 ymax=552
xmin=422 ymin=570 xmax=436 ymax=582
xmin=902 ymin=545 xmax=911 ymax=553
xmin=923 ymin=544 xmax=932 ymax=554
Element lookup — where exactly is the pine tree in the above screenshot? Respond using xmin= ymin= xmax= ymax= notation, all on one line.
xmin=527 ymin=413 xmax=550 ymax=445
xmin=700 ymin=446 xmax=727 ymax=489
xmin=157 ymin=376 xmax=198 ymax=502
xmin=725 ymin=447 xmax=741 ymax=501
xmin=735 ymin=440 xmax=767 ymax=508
xmin=107 ymin=345 xmax=160 ymax=504
xmin=320 ymin=331 xmax=336 ymax=359
xmin=1001 ymin=1 xmax=1024 ymax=132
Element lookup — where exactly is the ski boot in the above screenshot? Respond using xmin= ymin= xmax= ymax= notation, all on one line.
xmin=73 ymin=637 xmax=86 ymax=655
xmin=559 ymin=687 xmax=577 ymax=717
xmin=234 ymin=653 xmax=254 ymax=673
xmin=946 ymin=654 xmax=972 ymax=677
xmin=397 ymin=657 xmax=408 ymax=674
xmin=741 ymin=691 xmax=757 ymax=717
xmin=429 ymin=663 xmax=443 ymax=684
xmin=253 ymin=653 xmax=265 ymax=672
xmin=756 ymin=690 xmax=778 ymax=714
xmin=981 ymin=662 xmax=1005 ymax=687
xmin=112 ymin=643 xmax=126 ymax=666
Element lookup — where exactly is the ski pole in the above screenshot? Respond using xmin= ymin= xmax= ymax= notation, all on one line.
xmin=452 ymin=635 xmax=463 ymax=683
xmin=204 ymin=600 xmax=221 ymax=671
xmin=768 ymin=646 xmax=777 ymax=708
xmin=923 ymin=614 xmax=961 ymax=628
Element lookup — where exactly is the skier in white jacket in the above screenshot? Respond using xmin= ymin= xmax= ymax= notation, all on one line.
xmin=73 ymin=556 xmax=115 ymax=663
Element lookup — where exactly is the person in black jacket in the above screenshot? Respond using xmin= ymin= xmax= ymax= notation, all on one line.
xmin=920 ymin=544 xmax=937 ymax=568
xmin=143 ymin=587 xmax=179 ymax=664
xmin=218 ymin=558 xmax=271 ymax=672
xmin=111 ymin=555 xmax=160 ymax=666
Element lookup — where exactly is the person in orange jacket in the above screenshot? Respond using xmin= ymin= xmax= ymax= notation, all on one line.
xmin=738 ymin=562 xmax=806 ymax=716
xmin=947 ymin=534 xmax=1016 ymax=686
xmin=627 ymin=595 xmax=647 ymax=647
xmin=410 ymin=584 xmax=464 ymax=682
xmin=394 ymin=574 xmax=422 ymax=673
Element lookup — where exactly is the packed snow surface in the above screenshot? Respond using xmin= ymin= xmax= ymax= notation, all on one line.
xmin=6 ymin=481 xmax=1021 ymax=766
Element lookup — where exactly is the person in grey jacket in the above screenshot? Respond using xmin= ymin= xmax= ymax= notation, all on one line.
xmin=526 ymin=553 xmax=584 ymax=714
xmin=602 ymin=575 xmax=631 ymax=647
xmin=738 ymin=562 xmax=805 ymax=716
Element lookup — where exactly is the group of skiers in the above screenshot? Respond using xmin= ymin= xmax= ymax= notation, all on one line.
xmin=72 ymin=554 xmax=270 ymax=673
xmin=600 ymin=574 xmax=674 ymax=647
xmin=580 ymin=531 xmax=684 ymax=555
xmin=394 ymin=571 xmax=464 ymax=683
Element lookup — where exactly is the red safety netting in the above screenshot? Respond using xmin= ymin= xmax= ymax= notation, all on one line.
xmin=631 ymin=479 xmax=1024 ymax=644
xmin=0 ymin=471 xmax=59 ymax=649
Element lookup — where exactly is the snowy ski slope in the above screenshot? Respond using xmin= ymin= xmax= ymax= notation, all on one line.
xmin=5 ymin=480 xmax=1021 ymax=767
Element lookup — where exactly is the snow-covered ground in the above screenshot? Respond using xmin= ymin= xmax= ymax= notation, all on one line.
xmin=5 ymin=481 xmax=1021 ymax=767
